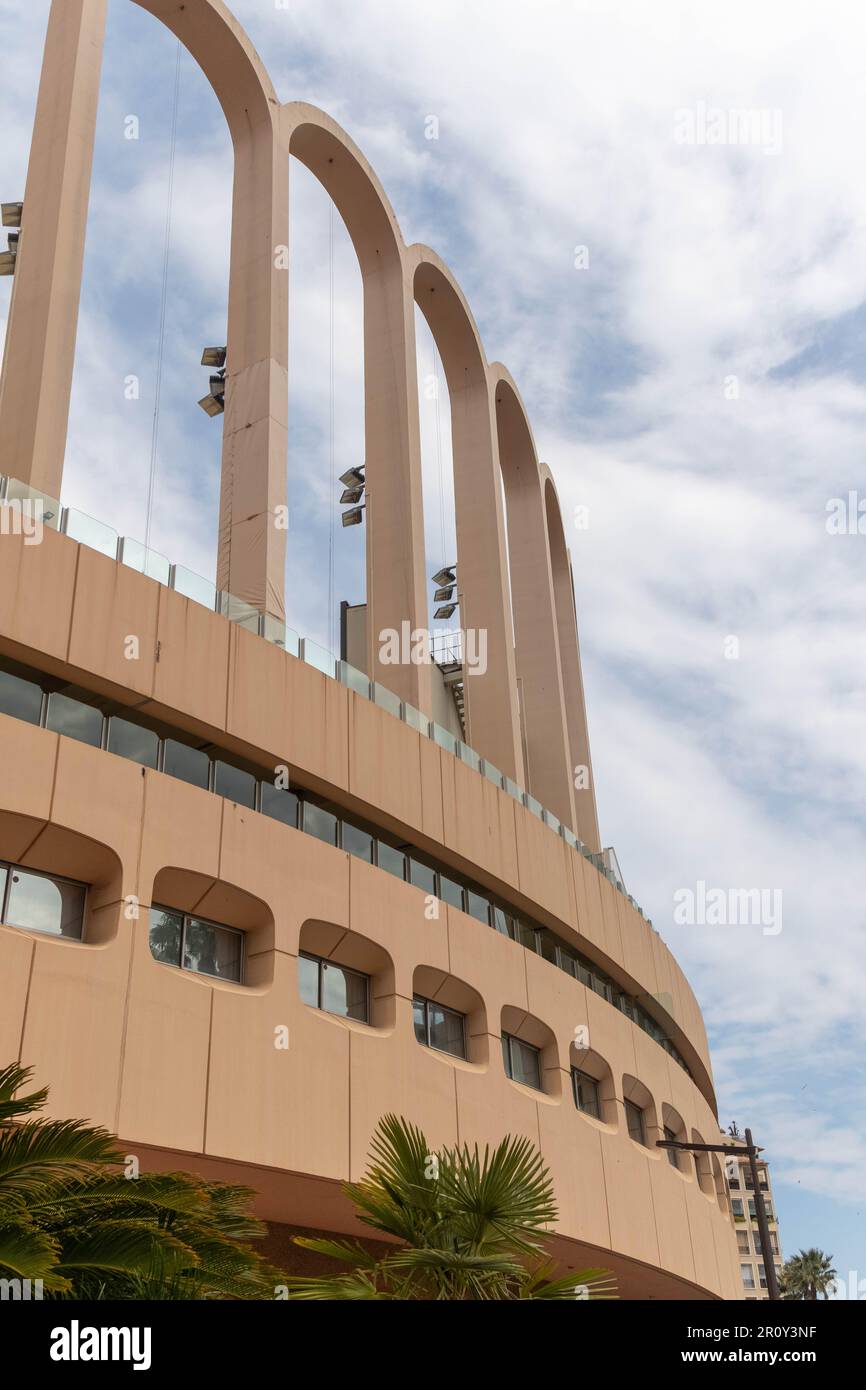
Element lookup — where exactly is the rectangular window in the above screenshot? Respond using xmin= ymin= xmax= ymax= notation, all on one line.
xmin=625 ymin=1100 xmax=647 ymax=1147
xmin=107 ymin=716 xmax=160 ymax=769
xmin=514 ymin=921 xmax=538 ymax=951
xmin=502 ymin=1033 xmax=542 ymax=1091
xmin=213 ymin=760 xmax=256 ymax=809
xmin=149 ymin=905 xmax=243 ymax=983
xmin=376 ymin=842 xmax=406 ymax=881
xmin=260 ymin=783 xmax=299 ymax=827
xmin=572 ymin=1068 xmax=600 ymax=1118
xmin=732 ymin=1199 xmax=744 ymax=1218
xmin=466 ymin=891 xmax=491 ymax=925
xmin=45 ymin=692 xmax=103 ymax=748
xmin=409 ymin=858 xmax=436 ymax=895
xmin=1 ymin=864 xmax=86 ymax=940
xmin=163 ymin=738 xmax=210 ymax=790
xmin=737 ymin=1231 xmax=751 ymax=1254
xmin=303 ymin=802 xmax=338 ymax=846
xmin=148 ymin=907 xmax=183 ymax=967
xmin=413 ymin=996 xmax=466 ymax=1059
xmin=342 ymin=822 xmax=374 ymax=862
xmin=299 ymin=952 xmax=369 ymax=1023
xmin=182 ymin=916 xmax=243 ymax=981
xmin=741 ymin=1264 xmax=755 ymax=1290
xmin=538 ymin=932 xmax=558 ymax=963
xmin=663 ymin=1125 xmax=680 ymax=1168
xmin=0 ymin=668 xmax=43 ymax=725
xmin=491 ymin=906 xmax=513 ymax=937
xmin=438 ymin=874 xmax=465 ymax=910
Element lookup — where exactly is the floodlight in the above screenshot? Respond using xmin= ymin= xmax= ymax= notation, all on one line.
xmin=340 ymin=485 xmax=364 ymax=505
xmin=342 ymin=506 xmax=365 ymax=528
xmin=432 ymin=566 xmax=456 ymax=587
xmin=339 ymin=467 xmax=365 ymax=489
xmin=201 ymin=346 xmax=227 ymax=369
xmin=198 ymin=372 xmax=225 ymax=416
xmin=1 ymin=203 xmax=22 ymax=229
xmin=434 ymin=602 xmax=457 ymax=620
xmin=198 ymin=392 xmax=224 ymax=418
xmin=433 ymin=585 xmax=454 ymax=603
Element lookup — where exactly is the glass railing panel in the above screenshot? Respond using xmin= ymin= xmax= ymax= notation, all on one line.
xmin=106 ymin=716 xmax=160 ymax=770
xmin=0 ymin=669 xmax=43 ymax=726
xmin=482 ymin=760 xmax=503 ymax=788
xmin=372 ymin=683 xmax=401 ymax=718
xmin=118 ymin=537 xmax=171 ymax=585
xmin=338 ymin=661 xmax=371 ymax=699
xmin=45 ymin=692 xmax=104 ymax=748
xmin=262 ymin=615 xmax=300 ymax=655
xmin=543 ymin=809 xmax=561 ymax=834
xmin=457 ymin=742 xmax=481 ymax=772
xmin=430 ymin=722 xmax=457 ymax=755
xmin=562 ymin=826 xmax=578 ymax=849
xmin=260 ymin=783 xmax=299 ymax=828
xmin=503 ymin=776 xmax=524 ymax=803
xmin=61 ymin=507 xmax=118 ymax=558
xmin=402 ymin=702 xmax=429 ymax=735
xmin=2 ymin=478 xmax=61 ymax=531
xmin=300 ymin=638 xmax=337 ymax=678
xmin=218 ymin=592 xmax=261 ymax=634
xmin=170 ymin=565 xmax=217 ymax=610
xmin=524 ymin=793 xmax=543 ymax=819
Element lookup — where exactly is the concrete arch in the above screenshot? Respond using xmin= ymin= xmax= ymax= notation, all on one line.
xmin=282 ymin=104 xmax=431 ymax=713
xmin=491 ymin=364 xmax=576 ymax=828
xmin=409 ymin=243 xmax=523 ymax=781
xmin=541 ymin=465 xmax=600 ymax=851
xmin=133 ymin=0 xmax=289 ymax=621
xmin=0 ymin=0 xmax=289 ymax=619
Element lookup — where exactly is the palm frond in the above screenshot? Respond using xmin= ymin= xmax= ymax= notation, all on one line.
xmin=0 ymin=1064 xmax=49 ymax=1124
xmin=0 ymin=1118 xmax=121 ymax=1194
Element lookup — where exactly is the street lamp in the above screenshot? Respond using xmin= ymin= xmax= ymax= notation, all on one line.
xmin=655 ymin=1127 xmax=780 ymax=1299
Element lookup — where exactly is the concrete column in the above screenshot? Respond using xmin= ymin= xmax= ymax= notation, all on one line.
xmin=286 ymin=107 xmax=432 ymax=715
xmin=0 ymin=0 xmax=108 ymax=500
xmin=494 ymin=372 xmax=576 ymax=828
xmin=413 ymin=249 xmax=524 ymax=781
xmin=543 ymin=468 xmax=601 ymax=851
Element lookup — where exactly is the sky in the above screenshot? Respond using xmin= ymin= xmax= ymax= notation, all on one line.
xmin=1 ymin=0 xmax=864 ymax=1293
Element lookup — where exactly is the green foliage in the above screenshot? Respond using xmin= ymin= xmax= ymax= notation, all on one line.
xmin=0 ymin=1063 xmax=284 ymax=1299
xmin=779 ymin=1248 xmax=837 ymax=1300
xmin=285 ymin=1113 xmax=617 ymax=1300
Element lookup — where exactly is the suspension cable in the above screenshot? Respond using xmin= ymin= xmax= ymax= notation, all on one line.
xmin=144 ymin=39 xmax=182 ymax=559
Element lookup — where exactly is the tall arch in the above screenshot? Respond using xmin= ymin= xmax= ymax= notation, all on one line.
xmin=541 ymin=466 xmax=600 ymax=851
xmin=410 ymin=244 xmax=523 ymax=781
xmin=0 ymin=0 xmax=289 ymax=619
xmin=492 ymin=366 xmax=576 ymax=829
xmin=282 ymin=104 xmax=431 ymax=713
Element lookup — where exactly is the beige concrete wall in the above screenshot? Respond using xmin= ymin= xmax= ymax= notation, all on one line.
xmin=0 ymin=531 xmax=738 ymax=1299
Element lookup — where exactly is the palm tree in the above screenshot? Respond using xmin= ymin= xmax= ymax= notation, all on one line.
xmin=0 ymin=1063 xmax=284 ymax=1299
xmin=779 ymin=1248 xmax=837 ymax=1300
xmin=285 ymin=1113 xmax=617 ymax=1300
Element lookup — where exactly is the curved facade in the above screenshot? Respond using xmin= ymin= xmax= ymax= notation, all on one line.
xmin=0 ymin=0 xmax=741 ymax=1299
